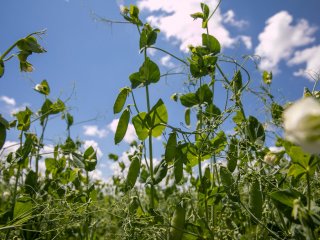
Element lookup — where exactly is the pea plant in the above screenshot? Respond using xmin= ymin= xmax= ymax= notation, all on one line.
xmin=111 ymin=2 xmax=320 ymax=240
xmin=1 ymin=1 xmax=320 ymax=240
xmin=0 ymin=33 xmax=108 ymax=239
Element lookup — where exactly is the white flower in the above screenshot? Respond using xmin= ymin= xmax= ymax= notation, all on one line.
xmin=283 ymin=97 xmax=320 ymax=154
xmin=264 ymin=152 xmax=277 ymax=166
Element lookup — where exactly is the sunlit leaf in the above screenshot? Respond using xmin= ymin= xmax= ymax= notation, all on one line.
xmin=202 ymin=34 xmax=220 ymax=54
xmin=180 ymin=93 xmax=198 ymax=107
xmin=132 ymin=112 xmax=149 ymax=140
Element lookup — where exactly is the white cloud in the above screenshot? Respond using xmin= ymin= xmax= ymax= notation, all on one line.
xmin=288 ymin=45 xmax=320 ymax=80
xmin=0 ymin=96 xmax=16 ymax=106
xmin=89 ymin=168 xmax=107 ymax=182
xmin=239 ymin=35 xmax=252 ymax=49
xmin=0 ymin=141 xmax=19 ymax=158
xmin=83 ymin=125 xmax=108 ymax=138
xmin=108 ymin=119 xmax=137 ymax=144
xmin=160 ymin=55 xmax=175 ymax=68
xmin=223 ymin=10 xmax=248 ymax=28
xmin=255 ymin=11 xmax=317 ymax=73
xmin=137 ymin=0 xmax=250 ymax=52
xmin=39 ymin=144 xmax=55 ymax=159
xmin=83 ymin=140 xmax=103 ymax=159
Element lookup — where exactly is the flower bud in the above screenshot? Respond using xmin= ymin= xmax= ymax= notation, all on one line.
xmin=283 ymin=97 xmax=320 ymax=154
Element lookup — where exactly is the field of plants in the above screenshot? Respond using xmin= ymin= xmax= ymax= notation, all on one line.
xmin=1 ymin=2 xmax=320 ymax=239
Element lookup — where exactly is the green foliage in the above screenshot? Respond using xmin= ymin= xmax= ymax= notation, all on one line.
xmin=2 ymin=2 xmax=320 ymax=240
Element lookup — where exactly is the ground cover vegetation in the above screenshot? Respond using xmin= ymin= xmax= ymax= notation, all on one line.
xmin=1 ymin=2 xmax=320 ymax=239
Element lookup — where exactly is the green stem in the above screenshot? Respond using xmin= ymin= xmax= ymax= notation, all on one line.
xmin=148 ymin=46 xmax=188 ymax=65
xmin=143 ymin=44 xmax=155 ymax=208
xmin=6 ymin=131 xmax=24 ymax=239
xmin=307 ymin=172 xmax=311 ymax=212
xmin=146 ymin=83 xmax=154 ymax=209
xmin=36 ymin=116 xmax=48 ymax=176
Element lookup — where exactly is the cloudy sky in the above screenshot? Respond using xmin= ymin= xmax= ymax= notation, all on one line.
xmin=1 ymin=0 xmax=319 ymax=181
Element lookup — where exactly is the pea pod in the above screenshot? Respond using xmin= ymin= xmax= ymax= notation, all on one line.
xmin=169 ymin=203 xmax=186 ymax=240
xmin=126 ymin=156 xmax=140 ymax=190
xmin=153 ymin=160 xmax=168 ymax=185
xmin=249 ymin=179 xmax=263 ymax=220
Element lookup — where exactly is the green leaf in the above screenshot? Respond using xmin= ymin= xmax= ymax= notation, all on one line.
xmin=0 ymin=122 xmax=6 ymax=151
xmin=249 ymin=179 xmax=263 ymax=220
xmin=13 ymin=196 xmax=33 ymax=221
xmin=140 ymin=24 xmax=159 ymax=49
xmin=132 ymin=112 xmax=149 ymax=140
xmin=270 ymin=189 xmax=305 ymax=208
xmin=180 ymin=93 xmax=198 ymax=107
xmin=34 ymin=79 xmax=50 ymax=95
xmin=140 ymin=57 xmax=160 ymax=84
xmin=17 ymin=36 xmax=46 ymax=53
xmin=211 ymin=131 xmax=227 ymax=154
xmin=148 ymin=99 xmax=168 ymax=137
xmin=185 ymin=108 xmax=191 ymax=126
xmin=0 ymin=59 xmax=4 ymax=78
xmin=196 ymin=84 xmax=213 ymax=104
xmin=232 ymin=70 xmax=242 ymax=94
xmin=271 ymin=103 xmax=284 ymax=125
xmin=129 ymin=5 xmax=139 ymax=18
xmin=71 ymin=152 xmax=85 ymax=169
xmin=0 ymin=115 xmax=8 ymax=150
xmin=50 ymin=99 xmax=65 ymax=114
xmin=245 ymin=116 xmax=265 ymax=145
xmin=14 ymin=107 xmax=32 ymax=131
xmin=113 ymin=87 xmax=131 ymax=114
xmin=25 ymin=170 xmax=38 ymax=195
xmin=45 ymin=158 xmax=57 ymax=173
xmin=115 ymin=108 xmax=130 ymax=144
xmin=129 ymin=72 xmax=142 ymax=89
xmin=126 ymin=156 xmax=140 ymax=190
xmin=201 ymin=3 xmax=210 ymax=19
xmin=202 ymin=34 xmax=220 ymax=54
xmin=190 ymin=12 xmax=204 ymax=20
xmin=220 ymin=166 xmax=233 ymax=188
xmin=165 ymin=132 xmax=177 ymax=164
xmin=84 ymin=146 xmax=97 ymax=172
xmin=263 ymin=71 xmax=272 ymax=84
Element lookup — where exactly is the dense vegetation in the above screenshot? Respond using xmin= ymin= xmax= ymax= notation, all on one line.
xmin=1 ymin=2 xmax=320 ymax=239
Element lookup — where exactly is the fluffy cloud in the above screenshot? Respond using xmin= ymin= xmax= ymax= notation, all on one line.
xmin=222 ymin=10 xmax=248 ymax=28
xmin=255 ymin=11 xmax=317 ymax=73
xmin=0 ymin=96 xmax=16 ymax=106
xmin=108 ymin=119 xmax=137 ymax=144
xmin=160 ymin=55 xmax=175 ymax=68
xmin=83 ymin=125 xmax=108 ymax=138
xmin=137 ymin=0 xmax=250 ymax=52
xmin=0 ymin=95 xmax=29 ymax=115
xmin=288 ymin=45 xmax=320 ymax=79
xmin=83 ymin=140 xmax=103 ymax=159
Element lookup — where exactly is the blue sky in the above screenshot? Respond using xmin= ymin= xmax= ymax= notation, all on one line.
xmin=1 ymin=0 xmax=320 ymax=181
